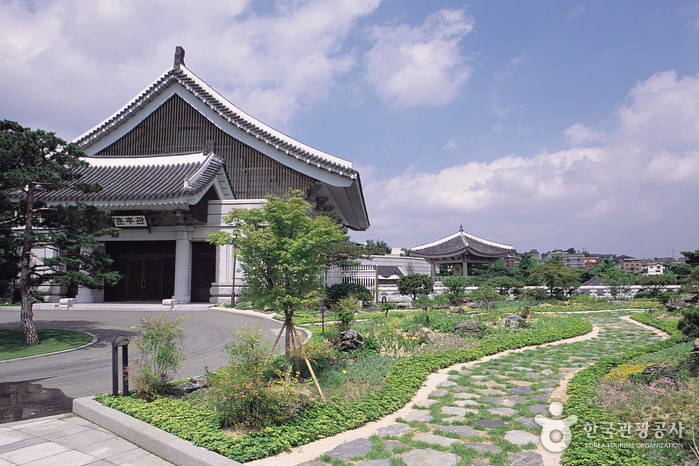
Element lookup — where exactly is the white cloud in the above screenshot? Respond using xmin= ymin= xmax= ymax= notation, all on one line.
xmin=355 ymin=70 xmax=699 ymax=256
xmin=0 ymin=0 xmax=381 ymax=138
xmin=365 ymin=8 xmax=474 ymax=107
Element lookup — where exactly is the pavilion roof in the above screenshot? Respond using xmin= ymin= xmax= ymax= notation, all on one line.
xmin=12 ymin=152 xmax=233 ymax=209
xmin=409 ymin=227 xmax=514 ymax=259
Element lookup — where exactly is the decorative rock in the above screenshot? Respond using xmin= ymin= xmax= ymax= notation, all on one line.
xmin=169 ymin=376 xmax=208 ymax=396
xmin=505 ymin=314 xmax=522 ymax=329
xmin=529 ymin=404 xmax=549 ymax=414
xmin=474 ymin=419 xmax=506 ymax=428
xmin=512 ymin=366 xmax=533 ymax=371
xmin=376 ymin=423 xmax=413 ymax=437
xmin=531 ymin=394 xmax=551 ymax=402
xmin=539 ymin=387 xmax=556 ymax=394
xmin=452 ymin=386 xmax=471 ymax=392
xmin=441 ymin=406 xmax=468 ymax=416
xmin=455 ymin=320 xmax=481 ymax=335
xmin=506 ymin=451 xmax=544 ymax=466
xmin=471 ymin=375 xmax=489 ymax=381
xmin=438 ymin=380 xmax=458 ymax=387
xmin=384 ymin=440 xmax=407 ymax=451
xmin=294 ymin=462 xmax=331 ymax=466
xmin=642 ymin=364 xmax=676 ymax=375
xmin=463 ymin=442 xmax=503 ymax=453
xmin=338 ymin=329 xmax=364 ymax=351
xmin=454 ymin=392 xmax=481 ymax=399
xmin=400 ymin=449 xmax=459 ymax=466
xmin=692 ymin=339 xmax=699 ymax=354
xmin=488 ymin=407 xmax=517 ymax=416
xmin=415 ymin=400 xmax=438 ymax=408
xmin=524 ymin=373 xmax=541 ymax=379
xmin=413 ymin=433 xmax=460 ymax=447
xmin=504 ymin=430 xmax=540 ymax=446
xmin=405 ymin=411 xmax=433 ymax=422
xmin=431 ymin=424 xmax=484 ymax=437
xmin=325 ymin=438 xmax=373 ymax=460
xmin=430 ymin=389 xmax=449 ymax=397
xmin=541 ymin=369 xmax=553 ymax=376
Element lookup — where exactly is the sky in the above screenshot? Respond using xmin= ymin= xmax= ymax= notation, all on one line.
xmin=2 ymin=0 xmax=699 ymax=259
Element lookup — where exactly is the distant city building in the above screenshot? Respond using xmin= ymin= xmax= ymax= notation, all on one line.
xmin=540 ymin=249 xmax=586 ymax=269
xmin=621 ymin=259 xmax=643 ymax=274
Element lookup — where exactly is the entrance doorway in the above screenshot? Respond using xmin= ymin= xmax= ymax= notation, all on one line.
xmin=104 ymin=242 xmax=175 ymax=302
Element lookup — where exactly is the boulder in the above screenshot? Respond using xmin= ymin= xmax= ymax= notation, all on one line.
xmin=455 ymin=320 xmax=480 ymax=335
xmin=641 ymin=364 xmax=676 ymax=375
xmin=471 ymin=300 xmax=484 ymax=309
xmin=505 ymin=314 xmax=521 ymax=329
xmin=692 ymin=339 xmax=699 ymax=354
xmin=169 ymin=376 xmax=208 ymax=396
xmin=338 ymin=329 xmax=364 ymax=351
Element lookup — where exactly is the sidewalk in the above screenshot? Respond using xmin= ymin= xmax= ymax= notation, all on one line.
xmin=0 ymin=413 xmax=171 ymax=465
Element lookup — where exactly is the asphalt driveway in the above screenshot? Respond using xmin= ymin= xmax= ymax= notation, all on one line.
xmin=0 ymin=305 xmax=285 ymax=424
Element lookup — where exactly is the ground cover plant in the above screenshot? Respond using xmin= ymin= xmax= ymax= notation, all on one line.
xmin=563 ymin=311 xmax=699 ymax=466
xmin=97 ymin=308 xmax=593 ymax=462
xmin=0 ymin=328 xmax=93 ymax=360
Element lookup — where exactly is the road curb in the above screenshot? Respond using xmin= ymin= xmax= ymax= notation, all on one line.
xmin=73 ymin=396 xmax=241 ymax=466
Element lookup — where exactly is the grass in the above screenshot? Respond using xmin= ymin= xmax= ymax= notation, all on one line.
xmin=0 ymin=328 xmax=93 ymax=361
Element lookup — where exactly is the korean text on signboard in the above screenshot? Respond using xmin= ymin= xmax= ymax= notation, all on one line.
xmin=113 ymin=216 xmax=147 ymax=227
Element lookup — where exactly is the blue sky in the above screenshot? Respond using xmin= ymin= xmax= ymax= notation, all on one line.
xmin=2 ymin=0 xmax=699 ymax=259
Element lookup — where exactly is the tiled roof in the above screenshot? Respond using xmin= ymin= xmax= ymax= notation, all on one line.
xmin=18 ymin=153 xmax=231 ymax=207
xmin=409 ymin=229 xmax=514 ymax=258
xmin=74 ymin=65 xmax=357 ymax=180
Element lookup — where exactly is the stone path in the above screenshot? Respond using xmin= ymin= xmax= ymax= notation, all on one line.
xmin=255 ymin=311 xmax=663 ymax=466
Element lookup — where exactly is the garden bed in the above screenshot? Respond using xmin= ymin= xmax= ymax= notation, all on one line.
xmin=98 ymin=314 xmax=592 ymax=462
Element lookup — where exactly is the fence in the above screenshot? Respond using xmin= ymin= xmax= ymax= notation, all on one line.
xmin=324 ymin=265 xmax=378 ymax=303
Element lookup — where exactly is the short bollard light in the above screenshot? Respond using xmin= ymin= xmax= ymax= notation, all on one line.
xmin=111 ymin=335 xmax=130 ymax=396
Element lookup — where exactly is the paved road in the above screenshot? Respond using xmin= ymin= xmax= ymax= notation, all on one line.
xmin=0 ymin=305 xmax=286 ymax=424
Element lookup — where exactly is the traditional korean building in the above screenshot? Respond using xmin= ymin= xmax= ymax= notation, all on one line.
xmin=28 ymin=47 xmax=369 ymax=304
xmin=408 ymin=226 xmax=515 ymax=279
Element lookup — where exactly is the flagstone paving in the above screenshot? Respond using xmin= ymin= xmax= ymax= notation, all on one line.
xmin=294 ymin=311 xmax=660 ymax=466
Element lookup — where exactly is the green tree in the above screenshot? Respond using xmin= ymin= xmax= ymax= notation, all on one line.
xmin=515 ymin=253 xmax=538 ymax=280
xmin=667 ymin=262 xmax=693 ymax=282
xmin=488 ymin=276 xmax=525 ymax=296
xmin=600 ymin=268 xmax=635 ymax=299
xmin=527 ymin=262 xmax=580 ymax=298
xmin=364 ymin=239 xmax=391 ymax=255
xmin=679 ymin=267 xmax=699 ymax=301
xmin=207 ymin=190 xmax=344 ymax=372
xmin=681 ymin=250 xmax=699 ymax=267
xmin=635 ymin=274 xmax=677 ymax=297
xmin=442 ymin=275 xmax=469 ymax=296
xmin=397 ymin=273 xmax=434 ymax=300
xmin=0 ymin=121 xmax=120 ymax=345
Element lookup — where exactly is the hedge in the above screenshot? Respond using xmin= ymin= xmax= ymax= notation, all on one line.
xmin=561 ymin=313 xmax=684 ymax=465
xmin=98 ymin=316 xmax=592 ymax=462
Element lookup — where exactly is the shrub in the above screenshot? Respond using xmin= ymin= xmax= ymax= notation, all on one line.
xmin=207 ymin=325 xmax=310 ymax=428
xmin=678 ymin=304 xmax=699 ymax=338
xmin=442 ymin=276 xmax=469 ymax=296
xmin=333 ymin=296 xmax=358 ymax=332
xmin=380 ymin=301 xmax=396 ymax=316
xmin=130 ymin=314 xmax=186 ymax=399
xmin=325 ymin=283 xmax=373 ymax=305
xmin=657 ymin=291 xmax=680 ymax=304
xmin=633 ymin=291 xmax=654 ymax=299
xmin=433 ymin=294 xmax=451 ymax=307
xmin=397 ymin=273 xmax=434 ymax=300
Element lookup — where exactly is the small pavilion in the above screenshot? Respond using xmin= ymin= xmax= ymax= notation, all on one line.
xmin=408 ymin=226 xmax=515 ymax=279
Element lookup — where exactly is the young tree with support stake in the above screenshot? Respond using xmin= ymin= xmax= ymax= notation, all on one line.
xmin=0 ymin=120 xmax=121 ymax=345
xmin=207 ymin=190 xmax=344 ymax=391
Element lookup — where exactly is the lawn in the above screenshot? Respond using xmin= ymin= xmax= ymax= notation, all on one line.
xmin=0 ymin=328 xmax=94 ymax=361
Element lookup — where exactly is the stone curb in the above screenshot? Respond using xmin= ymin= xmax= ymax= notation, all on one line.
xmin=0 ymin=331 xmax=99 ymax=364
xmin=73 ymin=396 xmax=241 ymax=466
